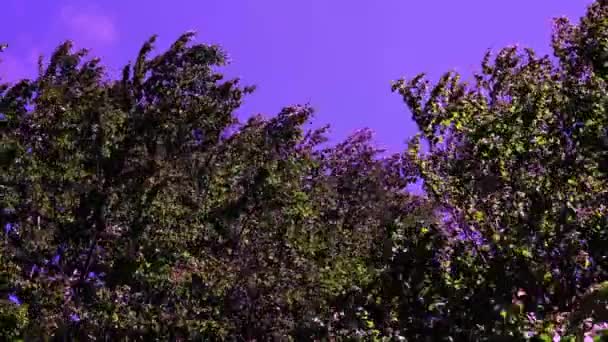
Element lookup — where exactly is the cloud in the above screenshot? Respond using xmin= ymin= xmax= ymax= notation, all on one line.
xmin=60 ymin=5 xmax=117 ymax=45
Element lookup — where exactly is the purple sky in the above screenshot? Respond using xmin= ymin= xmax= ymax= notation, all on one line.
xmin=0 ymin=0 xmax=593 ymax=152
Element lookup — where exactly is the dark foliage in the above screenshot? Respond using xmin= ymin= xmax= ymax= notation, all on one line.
xmin=1 ymin=1 xmax=607 ymax=340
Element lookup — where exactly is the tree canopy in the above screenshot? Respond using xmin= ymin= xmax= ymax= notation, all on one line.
xmin=1 ymin=1 xmax=607 ymax=341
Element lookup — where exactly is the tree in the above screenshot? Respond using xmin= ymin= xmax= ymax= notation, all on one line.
xmin=393 ymin=0 xmax=608 ymax=339
xmin=5 ymin=1 xmax=607 ymax=339
xmin=0 ymin=33 xmax=437 ymax=340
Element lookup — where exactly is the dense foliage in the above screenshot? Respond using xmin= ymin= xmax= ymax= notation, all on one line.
xmin=393 ymin=1 xmax=608 ymax=340
xmin=0 ymin=1 xmax=607 ymax=340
